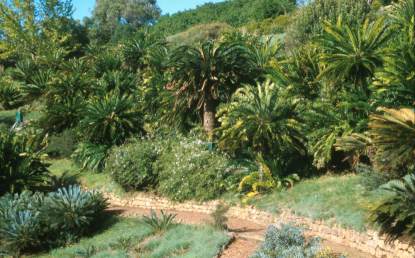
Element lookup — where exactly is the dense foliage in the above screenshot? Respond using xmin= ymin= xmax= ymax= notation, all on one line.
xmin=153 ymin=0 xmax=296 ymax=36
xmin=106 ymin=139 xmax=159 ymax=190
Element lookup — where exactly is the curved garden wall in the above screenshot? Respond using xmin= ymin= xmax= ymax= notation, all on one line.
xmin=102 ymin=191 xmax=414 ymax=258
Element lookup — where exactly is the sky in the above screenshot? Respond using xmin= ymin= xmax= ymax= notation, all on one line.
xmin=72 ymin=0 xmax=225 ymax=20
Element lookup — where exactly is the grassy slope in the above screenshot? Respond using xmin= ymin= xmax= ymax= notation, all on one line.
xmin=248 ymin=174 xmax=387 ymax=231
xmin=48 ymin=159 xmax=125 ymax=196
xmin=0 ymin=109 xmax=42 ymax=129
xmin=35 ymin=218 xmax=230 ymax=258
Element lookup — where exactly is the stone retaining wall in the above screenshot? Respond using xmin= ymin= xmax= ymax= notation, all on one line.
xmin=102 ymin=191 xmax=414 ymax=258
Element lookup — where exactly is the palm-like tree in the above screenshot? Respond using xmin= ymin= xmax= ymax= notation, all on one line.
xmin=167 ymin=40 xmax=256 ymax=135
xmin=371 ymin=174 xmax=415 ymax=243
xmin=216 ymin=80 xmax=305 ymax=158
xmin=369 ymin=107 xmax=415 ymax=173
xmin=80 ymin=94 xmax=142 ymax=146
xmin=319 ymin=17 xmax=391 ymax=92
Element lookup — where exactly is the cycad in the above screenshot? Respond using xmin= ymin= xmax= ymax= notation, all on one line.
xmin=371 ymin=174 xmax=415 ymax=242
xmin=372 ymin=0 xmax=415 ymax=107
xmin=0 ymin=79 xmax=22 ymax=110
xmin=168 ymin=40 xmax=256 ymax=135
xmin=42 ymin=96 xmax=85 ymax=133
xmin=216 ymin=80 xmax=305 ymax=158
xmin=0 ymin=130 xmax=49 ymax=195
xmin=389 ymin=0 xmax=415 ymax=44
xmin=319 ymin=17 xmax=391 ymax=91
xmin=81 ymin=94 xmax=142 ymax=146
xmin=369 ymin=107 xmax=415 ymax=173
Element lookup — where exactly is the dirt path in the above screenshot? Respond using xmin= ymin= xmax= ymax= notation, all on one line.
xmin=108 ymin=206 xmax=375 ymax=258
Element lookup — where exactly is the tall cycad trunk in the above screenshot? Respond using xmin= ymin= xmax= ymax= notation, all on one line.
xmin=203 ymin=96 xmax=217 ymax=138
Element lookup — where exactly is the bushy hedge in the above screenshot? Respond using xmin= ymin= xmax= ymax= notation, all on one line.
xmin=0 ymin=185 xmax=107 ymax=256
xmin=106 ymin=139 xmax=159 ymax=190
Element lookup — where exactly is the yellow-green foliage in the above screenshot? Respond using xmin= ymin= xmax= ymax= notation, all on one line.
xmin=369 ymin=107 xmax=415 ymax=174
xmin=243 ymin=15 xmax=292 ymax=35
xmin=239 ymin=160 xmax=276 ymax=197
xmin=238 ymin=155 xmax=300 ymax=200
xmin=167 ymin=23 xmax=232 ymax=46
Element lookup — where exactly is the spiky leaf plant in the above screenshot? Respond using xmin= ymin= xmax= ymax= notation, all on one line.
xmin=251 ymin=224 xmax=321 ymax=258
xmin=0 ymin=80 xmax=22 ymax=110
xmin=369 ymin=108 xmax=415 ymax=173
xmin=44 ymin=185 xmax=108 ymax=238
xmin=319 ymin=17 xmax=391 ymax=91
xmin=0 ymin=130 xmax=49 ymax=195
xmin=216 ymin=80 xmax=305 ymax=159
xmin=371 ymin=174 xmax=415 ymax=243
xmin=72 ymin=143 xmax=110 ymax=171
xmin=168 ymin=40 xmax=257 ymax=134
xmin=80 ymin=93 xmax=143 ymax=146
xmin=143 ymin=210 xmax=177 ymax=233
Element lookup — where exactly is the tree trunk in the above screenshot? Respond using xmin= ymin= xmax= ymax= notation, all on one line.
xmin=203 ymin=97 xmax=216 ymax=138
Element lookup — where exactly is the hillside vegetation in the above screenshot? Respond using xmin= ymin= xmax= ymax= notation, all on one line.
xmin=152 ymin=0 xmax=296 ymax=36
xmin=1 ymin=0 xmax=415 ymax=256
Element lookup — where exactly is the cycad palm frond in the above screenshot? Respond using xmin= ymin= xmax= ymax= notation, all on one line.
xmin=369 ymin=107 xmax=415 ymax=173
xmin=319 ymin=17 xmax=391 ymax=88
xmin=371 ymin=174 xmax=415 ymax=242
xmin=217 ymin=80 xmax=305 ymax=157
xmin=81 ymin=94 xmax=142 ymax=145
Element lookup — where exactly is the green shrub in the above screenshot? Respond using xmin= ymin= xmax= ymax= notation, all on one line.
xmin=371 ymin=174 xmax=415 ymax=243
xmin=167 ymin=23 xmax=232 ymax=46
xmin=0 ymin=130 xmax=50 ymax=195
xmin=106 ymin=140 xmax=158 ymax=191
xmin=356 ymin=164 xmax=390 ymax=191
xmin=72 ymin=143 xmax=110 ymax=172
xmin=156 ymin=136 xmax=247 ymax=201
xmin=0 ymin=80 xmax=22 ymax=110
xmin=251 ymin=224 xmax=322 ymax=258
xmin=0 ymin=186 xmax=107 ymax=256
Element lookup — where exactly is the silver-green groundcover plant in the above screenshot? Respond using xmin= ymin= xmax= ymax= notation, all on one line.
xmin=251 ymin=224 xmax=346 ymax=258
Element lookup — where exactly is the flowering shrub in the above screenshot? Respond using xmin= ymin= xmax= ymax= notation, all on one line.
xmin=156 ymin=136 xmax=248 ymax=201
